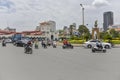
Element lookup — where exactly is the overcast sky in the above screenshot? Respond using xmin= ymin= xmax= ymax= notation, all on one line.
xmin=0 ymin=0 xmax=119 ymax=31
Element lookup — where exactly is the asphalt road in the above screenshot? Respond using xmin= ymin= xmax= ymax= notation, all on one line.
xmin=0 ymin=43 xmax=120 ymax=80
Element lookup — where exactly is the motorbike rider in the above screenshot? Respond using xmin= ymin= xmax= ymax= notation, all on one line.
xmin=2 ymin=39 xmax=6 ymax=46
xmin=53 ymin=40 xmax=56 ymax=45
xmin=52 ymin=40 xmax=57 ymax=47
xmin=41 ymin=40 xmax=47 ymax=48
xmin=96 ymin=41 xmax=103 ymax=49
xmin=67 ymin=42 xmax=72 ymax=46
xmin=25 ymin=40 xmax=32 ymax=52
xmin=34 ymin=39 xmax=39 ymax=49
xmin=63 ymin=39 xmax=68 ymax=46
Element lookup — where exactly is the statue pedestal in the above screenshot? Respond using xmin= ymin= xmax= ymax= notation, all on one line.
xmin=92 ymin=27 xmax=100 ymax=39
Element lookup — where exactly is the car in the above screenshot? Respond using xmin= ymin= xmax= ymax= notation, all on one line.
xmin=83 ymin=39 xmax=111 ymax=49
xmin=14 ymin=39 xmax=31 ymax=47
xmin=15 ymin=40 xmax=25 ymax=47
xmin=5 ymin=39 xmax=12 ymax=43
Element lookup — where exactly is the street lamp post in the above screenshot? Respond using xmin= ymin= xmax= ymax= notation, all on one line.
xmin=80 ymin=4 xmax=84 ymax=25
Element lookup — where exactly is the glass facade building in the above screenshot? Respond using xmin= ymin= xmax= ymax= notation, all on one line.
xmin=103 ymin=11 xmax=114 ymax=31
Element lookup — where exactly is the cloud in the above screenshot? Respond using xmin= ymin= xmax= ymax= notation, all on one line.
xmin=0 ymin=0 xmax=117 ymax=31
xmin=92 ymin=0 xmax=110 ymax=8
xmin=0 ymin=0 xmax=16 ymax=13
xmin=0 ymin=0 xmax=85 ymax=31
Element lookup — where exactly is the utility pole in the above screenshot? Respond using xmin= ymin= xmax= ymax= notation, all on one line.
xmin=80 ymin=4 xmax=85 ymax=25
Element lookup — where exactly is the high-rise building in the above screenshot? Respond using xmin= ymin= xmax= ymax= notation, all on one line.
xmin=103 ymin=11 xmax=114 ymax=31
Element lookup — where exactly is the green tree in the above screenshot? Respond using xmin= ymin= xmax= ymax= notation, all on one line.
xmin=103 ymin=32 xmax=112 ymax=40
xmin=78 ymin=25 xmax=90 ymax=41
xmin=69 ymin=25 xmax=73 ymax=36
xmin=100 ymin=32 xmax=106 ymax=39
xmin=58 ymin=30 xmax=64 ymax=36
xmin=109 ymin=29 xmax=119 ymax=38
xmin=118 ymin=34 xmax=120 ymax=40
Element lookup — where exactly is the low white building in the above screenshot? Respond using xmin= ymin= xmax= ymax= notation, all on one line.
xmin=108 ymin=25 xmax=120 ymax=32
xmin=4 ymin=27 xmax=16 ymax=32
xmin=36 ymin=20 xmax=58 ymax=40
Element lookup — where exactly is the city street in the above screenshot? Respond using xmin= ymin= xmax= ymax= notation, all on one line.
xmin=0 ymin=43 xmax=120 ymax=80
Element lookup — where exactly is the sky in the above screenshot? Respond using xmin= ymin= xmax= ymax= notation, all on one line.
xmin=0 ymin=0 xmax=119 ymax=31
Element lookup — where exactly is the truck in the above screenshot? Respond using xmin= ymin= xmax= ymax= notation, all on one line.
xmin=11 ymin=33 xmax=22 ymax=43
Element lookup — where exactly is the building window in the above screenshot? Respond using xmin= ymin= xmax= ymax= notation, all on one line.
xmin=47 ymin=27 xmax=49 ymax=30
xmin=42 ymin=27 xmax=44 ymax=30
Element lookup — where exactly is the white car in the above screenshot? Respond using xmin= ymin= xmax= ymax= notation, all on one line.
xmin=5 ymin=39 xmax=12 ymax=43
xmin=83 ymin=39 xmax=111 ymax=49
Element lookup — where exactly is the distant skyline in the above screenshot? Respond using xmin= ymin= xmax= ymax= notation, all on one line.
xmin=0 ymin=0 xmax=120 ymax=31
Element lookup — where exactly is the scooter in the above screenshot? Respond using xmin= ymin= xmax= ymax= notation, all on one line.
xmin=52 ymin=43 xmax=57 ymax=48
xmin=24 ymin=45 xmax=33 ymax=54
xmin=62 ymin=44 xmax=73 ymax=49
xmin=2 ymin=42 xmax=6 ymax=47
xmin=92 ymin=45 xmax=106 ymax=53
xmin=52 ymin=41 xmax=57 ymax=48
xmin=42 ymin=43 xmax=47 ymax=48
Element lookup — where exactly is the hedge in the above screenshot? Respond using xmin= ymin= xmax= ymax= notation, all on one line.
xmin=68 ymin=40 xmax=84 ymax=44
xmin=103 ymin=40 xmax=120 ymax=44
xmin=69 ymin=40 xmax=120 ymax=44
xmin=60 ymin=39 xmax=120 ymax=44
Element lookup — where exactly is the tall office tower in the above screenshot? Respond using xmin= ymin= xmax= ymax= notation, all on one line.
xmin=103 ymin=11 xmax=114 ymax=31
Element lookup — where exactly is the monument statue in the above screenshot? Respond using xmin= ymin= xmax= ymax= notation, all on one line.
xmin=92 ymin=20 xmax=100 ymax=39
xmin=94 ymin=20 xmax=98 ymax=27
